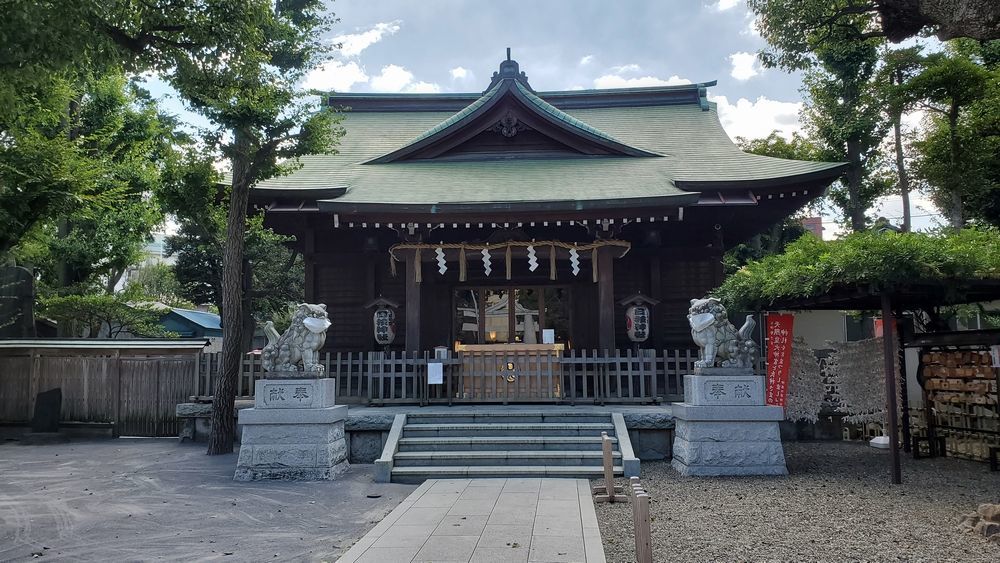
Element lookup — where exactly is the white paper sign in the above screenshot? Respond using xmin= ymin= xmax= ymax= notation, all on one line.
xmin=542 ymin=329 xmax=555 ymax=344
xmin=428 ymin=362 xmax=444 ymax=384
xmin=991 ymin=344 xmax=1000 ymax=368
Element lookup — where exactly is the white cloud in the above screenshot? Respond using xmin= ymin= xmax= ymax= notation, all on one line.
xmin=333 ymin=20 xmax=401 ymax=57
xmin=302 ymin=60 xmax=369 ymax=92
xmin=714 ymin=0 xmax=741 ymax=10
xmin=610 ymin=63 xmax=642 ymax=74
xmin=579 ymin=55 xmax=595 ymax=66
xmin=450 ymin=66 xmax=468 ymax=79
xmin=371 ymin=64 xmax=414 ymax=91
xmin=728 ymin=52 xmax=759 ymax=80
xmin=369 ymin=64 xmax=441 ymax=93
xmin=710 ymin=94 xmax=803 ymax=140
xmin=406 ymin=81 xmax=442 ymax=93
xmin=742 ymin=16 xmax=761 ymax=37
xmin=593 ymin=74 xmax=692 ymax=89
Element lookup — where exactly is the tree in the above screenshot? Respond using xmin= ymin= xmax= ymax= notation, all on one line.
xmin=159 ymin=152 xmax=305 ymax=348
xmin=160 ymin=2 xmax=340 ymax=455
xmin=909 ymin=43 xmax=995 ymax=228
xmin=876 ymin=46 xmax=925 ymax=232
xmin=122 ymin=263 xmax=195 ymax=309
xmin=40 ymin=294 xmax=173 ymax=339
xmin=4 ymin=73 xmax=172 ymax=296
xmin=751 ymin=1 xmax=889 ymax=231
xmin=747 ymin=1 xmax=999 ymax=49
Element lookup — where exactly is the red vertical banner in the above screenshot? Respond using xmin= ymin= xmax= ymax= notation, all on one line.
xmin=765 ymin=313 xmax=794 ymax=407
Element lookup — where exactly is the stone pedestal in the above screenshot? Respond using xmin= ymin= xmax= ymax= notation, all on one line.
xmin=672 ymin=368 xmax=787 ymax=476
xmin=234 ymin=377 xmax=349 ymax=481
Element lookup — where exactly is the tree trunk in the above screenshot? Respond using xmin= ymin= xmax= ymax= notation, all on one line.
xmin=892 ymin=115 xmax=912 ymax=232
xmin=946 ymin=107 xmax=963 ymax=229
xmin=207 ymin=131 xmax=253 ymax=456
xmin=846 ymin=138 xmax=866 ymax=231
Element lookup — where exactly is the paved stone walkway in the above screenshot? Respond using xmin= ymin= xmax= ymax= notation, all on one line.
xmin=337 ymin=478 xmax=606 ymax=563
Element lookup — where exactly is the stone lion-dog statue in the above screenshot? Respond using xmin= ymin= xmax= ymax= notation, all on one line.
xmin=687 ymin=297 xmax=756 ymax=369
xmin=262 ymin=303 xmax=332 ymax=373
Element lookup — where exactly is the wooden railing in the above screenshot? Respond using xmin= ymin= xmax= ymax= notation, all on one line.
xmin=198 ymin=348 xmax=695 ymax=405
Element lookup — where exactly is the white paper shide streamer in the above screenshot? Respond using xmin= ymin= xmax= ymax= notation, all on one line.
xmin=481 ymin=248 xmax=492 ymax=276
xmin=569 ymin=248 xmax=580 ymax=276
xmin=526 ymin=245 xmax=538 ymax=272
xmin=435 ymin=247 xmax=447 ymax=275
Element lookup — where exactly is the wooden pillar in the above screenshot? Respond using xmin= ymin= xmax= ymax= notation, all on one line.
xmin=881 ymin=292 xmax=902 ymax=484
xmin=597 ymin=247 xmax=615 ymax=351
xmin=303 ymin=225 xmax=316 ymax=302
xmin=405 ymin=250 xmax=421 ymax=352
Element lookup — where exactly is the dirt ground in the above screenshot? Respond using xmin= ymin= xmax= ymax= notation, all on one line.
xmin=0 ymin=437 xmax=416 ymax=562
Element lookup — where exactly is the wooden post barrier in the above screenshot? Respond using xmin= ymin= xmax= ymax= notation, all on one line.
xmin=630 ymin=476 xmax=653 ymax=563
xmin=592 ymin=431 xmax=623 ymax=502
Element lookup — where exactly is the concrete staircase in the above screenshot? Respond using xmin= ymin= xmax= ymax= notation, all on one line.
xmin=375 ymin=411 xmax=638 ymax=484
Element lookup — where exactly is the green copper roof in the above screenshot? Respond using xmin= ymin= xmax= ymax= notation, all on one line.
xmin=252 ymin=74 xmax=845 ymax=211
xmin=365 ymin=73 xmax=659 ymax=163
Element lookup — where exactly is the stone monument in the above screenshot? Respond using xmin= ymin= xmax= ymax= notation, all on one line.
xmin=234 ymin=303 xmax=350 ymax=481
xmin=671 ymin=297 xmax=788 ymax=476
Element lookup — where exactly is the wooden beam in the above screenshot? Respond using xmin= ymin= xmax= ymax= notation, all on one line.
xmin=881 ymin=292 xmax=902 ymax=485
xmin=597 ymin=247 xmax=615 ymax=351
xmin=405 ymin=251 xmax=421 ymax=352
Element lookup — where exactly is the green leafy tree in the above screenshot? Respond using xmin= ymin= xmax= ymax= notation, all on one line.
xmin=159 ymin=152 xmax=305 ymax=347
xmin=154 ymin=2 xmax=341 ymax=454
xmin=4 ymin=74 xmax=171 ymax=301
xmin=40 ymin=294 xmax=174 ymax=339
xmin=122 ymin=263 xmax=196 ymax=309
xmin=746 ymin=1 xmax=999 ymax=46
xmin=909 ymin=42 xmax=996 ymax=228
xmin=876 ymin=46 xmax=925 ymax=232
xmin=751 ymin=1 xmax=889 ymax=231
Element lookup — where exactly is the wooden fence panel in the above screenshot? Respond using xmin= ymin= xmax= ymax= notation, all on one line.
xmin=158 ymin=357 xmax=197 ymax=437
xmin=119 ymin=358 xmax=161 ymax=437
xmin=0 ymin=356 xmax=31 ymax=421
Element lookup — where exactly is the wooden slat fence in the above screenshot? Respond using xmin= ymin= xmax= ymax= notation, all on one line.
xmin=0 ymin=348 xmax=199 ymax=437
xmin=197 ymin=348 xmax=695 ymax=405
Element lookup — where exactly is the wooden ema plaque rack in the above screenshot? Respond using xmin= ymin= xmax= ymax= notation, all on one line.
xmin=916 ymin=347 xmax=999 ymax=465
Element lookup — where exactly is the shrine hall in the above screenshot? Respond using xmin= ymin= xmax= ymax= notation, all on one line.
xmin=251 ymin=54 xmax=845 ymax=403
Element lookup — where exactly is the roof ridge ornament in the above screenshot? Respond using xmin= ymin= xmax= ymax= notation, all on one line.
xmin=487 ymin=47 xmax=532 ymax=92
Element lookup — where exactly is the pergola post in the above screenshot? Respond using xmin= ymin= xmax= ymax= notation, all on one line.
xmin=881 ymin=291 xmax=902 ymax=485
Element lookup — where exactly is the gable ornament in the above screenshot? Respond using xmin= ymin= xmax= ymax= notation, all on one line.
xmin=491 ymin=111 xmax=528 ymax=138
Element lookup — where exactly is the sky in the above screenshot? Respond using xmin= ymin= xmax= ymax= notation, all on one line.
xmin=146 ymin=0 xmax=944 ymax=236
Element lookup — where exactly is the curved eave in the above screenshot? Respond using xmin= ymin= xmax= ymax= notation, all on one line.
xmin=674 ymin=162 xmax=848 ymax=190
xmin=252 ymin=186 xmax=349 ymax=200
xmin=317 ymin=192 xmax=700 ymax=215
xmin=363 ymin=79 xmax=661 ymax=164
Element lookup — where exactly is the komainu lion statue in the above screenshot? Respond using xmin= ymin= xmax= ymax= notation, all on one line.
xmin=262 ymin=303 xmax=332 ymax=373
xmin=688 ymin=297 xmax=756 ymax=369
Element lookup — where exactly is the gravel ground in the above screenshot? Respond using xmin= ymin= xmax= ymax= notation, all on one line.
xmin=594 ymin=442 xmax=1000 ymax=563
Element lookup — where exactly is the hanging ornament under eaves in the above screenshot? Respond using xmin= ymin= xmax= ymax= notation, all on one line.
xmin=569 ymin=247 xmax=580 ymax=276
xmin=526 ymin=245 xmax=538 ymax=272
xmin=481 ymin=247 xmax=492 ymax=276
xmin=435 ymin=247 xmax=447 ymax=275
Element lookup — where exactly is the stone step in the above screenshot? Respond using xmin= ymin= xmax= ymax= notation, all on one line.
xmin=396 ymin=435 xmax=618 ymax=452
xmin=402 ymin=422 xmax=615 ymax=438
xmin=390 ymin=464 xmax=624 ymax=484
xmin=404 ymin=412 xmax=612 ymax=424
xmin=393 ymin=450 xmax=621 ymax=467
